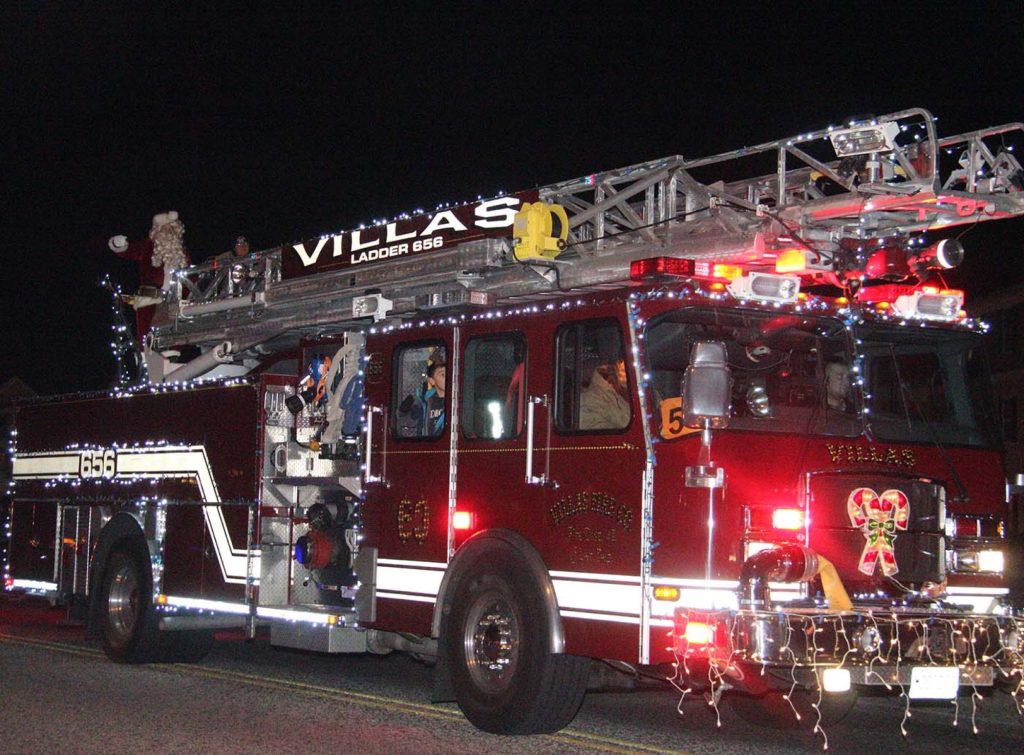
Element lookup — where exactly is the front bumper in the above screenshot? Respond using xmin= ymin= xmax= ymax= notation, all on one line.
xmin=674 ymin=605 xmax=1024 ymax=692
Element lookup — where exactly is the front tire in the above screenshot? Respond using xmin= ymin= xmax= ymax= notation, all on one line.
xmin=443 ymin=543 xmax=589 ymax=734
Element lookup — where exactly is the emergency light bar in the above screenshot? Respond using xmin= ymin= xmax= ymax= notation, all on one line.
xmin=629 ymin=257 xmax=741 ymax=281
xmin=727 ymin=272 xmax=800 ymax=303
xmin=829 ymin=121 xmax=900 ymax=157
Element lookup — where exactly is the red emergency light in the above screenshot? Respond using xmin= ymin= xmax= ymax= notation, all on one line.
xmin=672 ymin=608 xmax=727 ymax=658
xmin=745 ymin=505 xmax=807 ymax=532
xmin=684 ymin=621 xmax=713 ymax=645
xmin=452 ymin=510 xmax=475 ymax=531
xmin=771 ymin=507 xmax=806 ymax=531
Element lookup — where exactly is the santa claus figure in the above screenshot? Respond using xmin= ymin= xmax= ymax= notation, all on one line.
xmin=109 ymin=211 xmax=191 ymax=343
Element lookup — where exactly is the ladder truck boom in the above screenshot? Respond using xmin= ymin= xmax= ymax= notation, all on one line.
xmin=153 ymin=108 xmax=1024 ymax=362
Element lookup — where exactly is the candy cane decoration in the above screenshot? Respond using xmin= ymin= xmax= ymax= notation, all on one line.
xmin=847 ymin=487 xmax=910 ymax=576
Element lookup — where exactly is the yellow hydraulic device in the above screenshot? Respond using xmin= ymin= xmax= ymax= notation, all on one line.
xmin=512 ymin=201 xmax=569 ymax=261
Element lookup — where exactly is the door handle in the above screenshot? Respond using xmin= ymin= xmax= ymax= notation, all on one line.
xmin=525 ymin=395 xmax=550 ymax=486
xmin=364 ymin=405 xmax=387 ymax=484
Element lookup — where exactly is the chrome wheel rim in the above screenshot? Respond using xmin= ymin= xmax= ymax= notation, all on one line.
xmin=107 ymin=561 xmax=140 ymax=643
xmin=463 ymin=588 xmax=520 ymax=694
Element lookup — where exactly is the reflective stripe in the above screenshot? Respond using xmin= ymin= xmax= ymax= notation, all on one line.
xmin=377 ymin=559 xmax=445 ymax=599
xmin=378 ymin=558 xmax=447 ymax=570
xmin=161 ymin=595 xmax=249 ymax=614
xmin=12 ymin=446 xmax=256 ymax=585
xmin=256 ymin=606 xmax=341 ymax=625
xmin=552 ymin=577 xmax=640 ymax=618
xmin=7 ymin=579 xmax=58 ymax=592
xmin=161 ymin=596 xmax=349 ymax=625
xmin=377 ymin=592 xmax=436 ymax=604
xmin=560 ymin=609 xmax=640 ymax=625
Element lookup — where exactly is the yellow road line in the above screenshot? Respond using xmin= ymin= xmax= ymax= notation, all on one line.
xmin=0 ymin=633 xmax=688 ymax=754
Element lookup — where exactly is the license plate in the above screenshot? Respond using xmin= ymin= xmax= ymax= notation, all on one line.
xmin=909 ymin=666 xmax=960 ymax=700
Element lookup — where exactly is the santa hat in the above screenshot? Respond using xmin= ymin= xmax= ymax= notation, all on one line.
xmin=151 ymin=211 xmax=180 ymax=229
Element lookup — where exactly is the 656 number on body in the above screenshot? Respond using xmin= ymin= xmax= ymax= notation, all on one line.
xmin=78 ymin=449 xmax=118 ymax=479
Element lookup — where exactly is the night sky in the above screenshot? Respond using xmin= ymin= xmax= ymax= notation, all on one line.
xmin=4 ymin=5 xmax=1023 ymax=395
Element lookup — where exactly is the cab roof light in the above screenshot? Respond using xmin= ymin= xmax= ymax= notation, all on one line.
xmin=856 ymin=283 xmax=965 ymax=321
xmin=727 ymin=272 xmax=801 ymax=303
xmin=892 ymin=288 xmax=964 ymax=321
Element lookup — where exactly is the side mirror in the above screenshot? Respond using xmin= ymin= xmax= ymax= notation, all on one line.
xmin=682 ymin=341 xmax=731 ymax=429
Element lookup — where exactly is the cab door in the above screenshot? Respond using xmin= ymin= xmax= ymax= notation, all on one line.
xmin=452 ymin=326 xmax=533 ymax=551
xmin=542 ymin=312 xmax=648 ymax=658
xmin=361 ymin=328 xmax=452 ymax=635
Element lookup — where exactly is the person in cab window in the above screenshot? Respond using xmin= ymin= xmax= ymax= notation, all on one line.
xmin=580 ymin=358 xmax=630 ymax=430
xmin=825 ymin=358 xmax=854 ymax=413
xmin=399 ymin=350 xmax=446 ymax=436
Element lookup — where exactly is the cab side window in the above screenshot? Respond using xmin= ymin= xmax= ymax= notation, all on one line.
xmin=555 ymin=319 xmax=631 ymax=432
xmin=393 ymin=342 xmax=447 ymax=439
xmin=461 ymin=334 xmax=526 ymax=440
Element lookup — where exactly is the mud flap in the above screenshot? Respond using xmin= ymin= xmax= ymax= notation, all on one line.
xmin=431 ymin=619 xmax=456 ymax=703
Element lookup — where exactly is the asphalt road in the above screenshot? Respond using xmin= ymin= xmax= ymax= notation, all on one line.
xmin=1 ymin=594 xmax=1022 ymax=754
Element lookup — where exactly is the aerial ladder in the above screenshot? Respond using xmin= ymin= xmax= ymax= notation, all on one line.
xmin=148 ymin=107 xmax=1024 ymax=380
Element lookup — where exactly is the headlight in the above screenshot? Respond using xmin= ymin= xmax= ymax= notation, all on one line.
xmin=977 ymin=549 xmax=1005 ymax=574
xmin=949 ymin=547 xmax=1005 ymax=574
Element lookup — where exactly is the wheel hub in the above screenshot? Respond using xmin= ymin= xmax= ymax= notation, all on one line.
xmin=108 ymin=561 xmax=140 ymax=641
xmin=464 ymin=591 xmax=520 ymax=693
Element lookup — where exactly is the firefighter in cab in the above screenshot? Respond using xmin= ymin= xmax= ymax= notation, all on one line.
xmin=399 ymin=348 xmax=446 ymax=437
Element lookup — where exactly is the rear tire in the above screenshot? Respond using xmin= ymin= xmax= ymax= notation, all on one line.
xmin=100 ymin=547 xmax=214 ymax=664
xmin=443 ymin=543 xmax=589 ymax=734
xmin=100 ymin=549 xmax=162 ymax=663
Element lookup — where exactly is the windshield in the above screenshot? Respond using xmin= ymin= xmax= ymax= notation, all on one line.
xmin=858 ymin=324 xmax=996 ymax=448
xmin=645 ymin=308 xmax=861 ymax=439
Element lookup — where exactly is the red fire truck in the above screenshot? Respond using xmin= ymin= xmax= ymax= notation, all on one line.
xmin=6 ymin=108 xmax=1024 ymax=735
